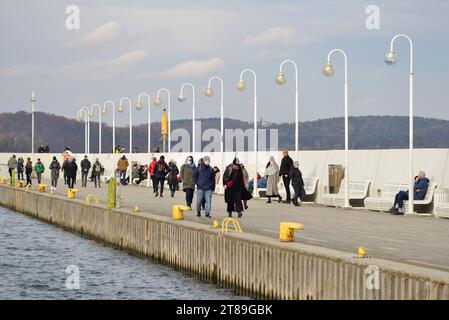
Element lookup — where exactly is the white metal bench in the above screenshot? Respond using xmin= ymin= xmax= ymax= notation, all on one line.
xmin=321 ymin=179 xmax=371 ymax=207
xmin=364 ymin=183 xmax=408 ymax=212
xmin=403 ymin=182 xmax=438 ymax=214
xmin=435 ymin=202 xmax=449 ymax=219
xmin=258 ymin=176 xmax=319 ymax=200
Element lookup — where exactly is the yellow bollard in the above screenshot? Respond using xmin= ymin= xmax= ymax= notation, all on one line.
xmin=172 ymin=205 xmax=191 ymax=220
xmin=67 ymin=188 xmax=80 ymax=199
xmin=213 ymin=220 xmax=219 ymax=228
xmin=0 ymin=178 xmax=6 ymax=184
xmin=25 ymin=184 xmax=32 ymax=192
xmin=279 ymin=222 xmax=304 ymax=242
xmin=17 ymin=180 xmax=24 ymax=188
xmin=38 ymin=184 xmax=48 ymax=193
xmin=133 ymin=205 xmax=140 ymax=212
xmin=358 ymin=246 xmax=366 ymax=258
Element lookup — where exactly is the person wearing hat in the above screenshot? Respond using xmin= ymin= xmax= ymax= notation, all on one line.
xmin=264 ymin=156 xmax=282 ymax=203
xmin=80 ymin=155 xmax=91 ymax=188
xmin=167 ymin=159 xmax=179 ymax=197
xmin=193 ymin=156 xmax=215 ymax=218
xmin=279 ymin=149 xmax=294 ymax=203
xmin=180 ymin=156 xmax=196 ymax=209
xmin=223 ymin=158 xmax=247 ymax=218
xmin=154 ymin=155 xmax=168 ymax=197
xmin=290 ymin=161 xmax=305 ymax=206
xmin=49 ymin=156 xmax=61 ymax=189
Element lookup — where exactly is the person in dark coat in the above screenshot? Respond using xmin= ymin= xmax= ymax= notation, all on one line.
xmin=49 ymin=156 xmax=61 ymax=189
xmin=223 ymin=158 xmax=246 ymax=218
xmin=17 ymin=157 xmax=24 ymax=181
xmin=180 ymin=156 xmax=196 ymax=209
xmin=25 ymin=158 xmax=33 ymax=185
xmin=193 ymin=156 xmax=215 ymax=218
xmin=80 ymin=155 xmax=91 ymax=188
xmin=279 ymin=149 xmax=294 ymax=203
xmin=92 ymin=158 xmax=104 ymax=188
xmin=289 ymin=161 xmax=305 ymax=207
xmin=66 ymin=159 xmax=78 ymax=189
xmin=167 ymin=160 xmax=179 ymax=197
xmin=389 ymin=171 xmax=430 ymax=215
xmin=62 ymin=159 xmax=69 ymax=185
xmin=154 ymin=155 xmax=168 ymax=197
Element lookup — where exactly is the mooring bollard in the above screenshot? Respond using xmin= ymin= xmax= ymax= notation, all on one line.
xmin=0 ymin=178 xmax=6 ymax=184
xmin=279 ymin=222 xmax=304 ymax=242
xmin=85 ymin=194 xmax=99 ymax=205
xmin=221 ymin=218 xmax=243 ymax=236
xmin=67 ymin=189 xmax=80 ymax=199
xmin=172 ymin=205 xmax=191 ymax=220
xmin=358 ymin=246 xmax=366 ymax=258
xmin=133 ymin=205 xmax=140 ymax=212
xmin=38 ymin=184 xmax=48 ymax=193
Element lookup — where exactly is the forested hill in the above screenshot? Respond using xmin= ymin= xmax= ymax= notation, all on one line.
xmin=1 ymin=111 xmax=448 ymax=153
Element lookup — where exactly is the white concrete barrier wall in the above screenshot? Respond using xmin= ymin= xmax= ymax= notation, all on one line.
xmin=1 ymin=149 xmax=448 ymax=204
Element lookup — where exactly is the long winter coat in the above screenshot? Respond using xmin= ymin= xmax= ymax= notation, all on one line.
xmin=223 ymin=165 xmax=245 ymax=204
xmin=167 ymin=163 xmax=179 ymax=185
xmin=180 ymin=164 xmax=196 ymax=190
xmin=49 ymin=160 xmax=61 ymax=180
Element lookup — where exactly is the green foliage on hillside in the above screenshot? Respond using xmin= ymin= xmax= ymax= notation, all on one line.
xmin=1 ymin=111 xmax=448 ymax=153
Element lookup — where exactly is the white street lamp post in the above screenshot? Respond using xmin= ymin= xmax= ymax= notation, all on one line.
xmin=90 ymin=103 xmax=102 ymax=154
xmin=31 ymin=91 xmax=36 ymax=154
xmin=102 ymin=100 xmax=116 ymax=178
xmin=77 ymin=107 xmax=90 ymax=154
xmin=154 ymin=88 xmax=171 ymax=153
xmin=322 ymin=49 xmax=349 ymax=208
xmin=118 ymin=97 xmax=134 ymax=175
xmin=205 ymin=76 xmax=224 ymax=193
xmin=237 ymin=68 xmax=258 ymax=198
xmin=137 ymin=93 xmax=152 ymax=187
xmin=178 ymin=83 xmax=196 ymax=154
xmin=276 ymin=59 xmax=299 ymax=160
xmin=384 ymin=33 xmax=414 ymax=214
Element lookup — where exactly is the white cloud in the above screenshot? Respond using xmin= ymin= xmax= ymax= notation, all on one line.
xmin=59 ymin=50 xmax=148 ymax=80
xmin=161 ymin=57 xmax=225 ymax=79
xmin=75 ymin=21 xmax=122 ymax=47
xmin=0 ymin=64 xmax=44 ymax=78
xmin=243 ymin=27 xmax=298 ymax=46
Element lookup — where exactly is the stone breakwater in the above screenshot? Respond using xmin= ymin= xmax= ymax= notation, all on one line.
xmin=0 ymin=184 xmax=448 ymax=300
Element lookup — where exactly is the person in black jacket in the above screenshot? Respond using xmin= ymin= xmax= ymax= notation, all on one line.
xmin=223 ymin=158 xmax=246 ymax=218
xmin=66 ymin=159 xmax=78 ymax=189
xmin=154 ymin=155 xmax=168 ymax=197
xmin=80 ymin=155 xmax=91 ymax=188
xmin=279 ymin=149 xmax=294 ymax=203
xmin=289 ymin=161 xmax=305 ymax=207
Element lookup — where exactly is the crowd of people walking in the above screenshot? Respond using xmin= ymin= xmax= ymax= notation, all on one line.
xmin=3 ymin=150 xmax=312 ymax=219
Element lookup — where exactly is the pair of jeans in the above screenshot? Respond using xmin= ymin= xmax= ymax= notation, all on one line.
xmin=93 ymin=175 xmax=101 ymax=187
xmin=282 ymin=175 xmax=291 ymax=201
xmin=151 ymin=176 xmax=157 ymax=193
xmin=196 ymin=189 xmax=212 ymax=215
xmin=26 ymin=173 xmax=32 ymax=185
xmin=81 ymin=171 xmax=89 ymax=187
xmin=67 ymin=177 xmax=76 ymax=189
xmin=169 ymin=183 xmax=177 ymax=196
xmin=157 ymin=177 xmax=165 ymax=195
xmin=51 ymin=178 xmax=58 ymax=188
xmin=185 ymin=188 xmax=194 ymax=207
xmin=120 ymin=171 xmax=127 ymax=185
xmin=18 ymin=172 xmax=23 ymax=180
xmin=394 ymin=190 xmax=409 ymax=209
xmin=8 ymin=168 xmax=14 ymax=178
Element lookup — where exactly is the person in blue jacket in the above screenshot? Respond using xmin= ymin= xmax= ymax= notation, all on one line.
xmin=193 ymin=156 xmax=215 ymax=218
xmin=389 ymin=171 xmax=430 ymax=215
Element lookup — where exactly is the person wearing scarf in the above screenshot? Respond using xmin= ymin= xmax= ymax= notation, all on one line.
xmin=264 ymin=156 xmax=282 ymax=203
xmin=180 ymin=156 xmax=196 ymax=209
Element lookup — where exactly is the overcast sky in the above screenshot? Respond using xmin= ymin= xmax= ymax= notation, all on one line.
xmin=1 ymin=0 xmax=448 ymax=126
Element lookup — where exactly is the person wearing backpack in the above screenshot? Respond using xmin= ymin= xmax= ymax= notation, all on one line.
xmin=92 ymin=158 xmax=103 ymax=188
xmin=34 ymin=158 xmax=45 ymax=184
xmin=193 ymin=156 xmax=215 ymax=218
xmin=154 ymin=155 xmax=168 ymax=197
xmin=25 ymin=158 xmax=33 ymax=185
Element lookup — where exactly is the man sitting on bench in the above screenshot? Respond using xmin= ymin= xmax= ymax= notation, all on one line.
xmin=389 ymin=171 xmax=429 ymax=215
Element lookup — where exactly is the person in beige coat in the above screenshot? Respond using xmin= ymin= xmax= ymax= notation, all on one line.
xmin=264 ymin=156 xmax=282 ymax=203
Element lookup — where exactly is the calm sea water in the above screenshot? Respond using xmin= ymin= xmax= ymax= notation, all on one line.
xmin=0 ymin=206 xmax=248 ymax=300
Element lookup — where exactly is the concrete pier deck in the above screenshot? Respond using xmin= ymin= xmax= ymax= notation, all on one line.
xmin=38 ymin=179 xmax=449 ymax=272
